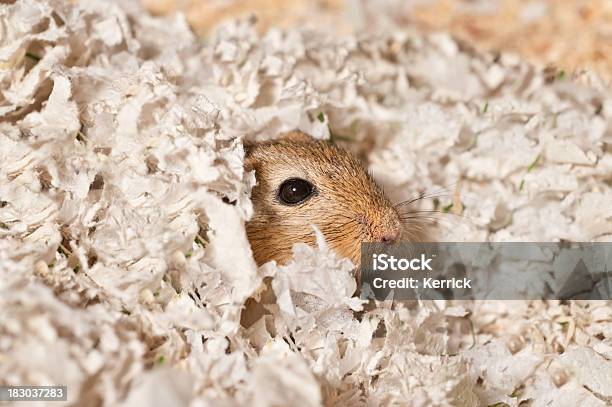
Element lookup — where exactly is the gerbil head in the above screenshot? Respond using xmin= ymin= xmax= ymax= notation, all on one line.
xmin=244 ymin=131 xmax=402 ymax=266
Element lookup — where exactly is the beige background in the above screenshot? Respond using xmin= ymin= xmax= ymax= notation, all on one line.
xmin=142 ymin=0 xmax=612 ymax=82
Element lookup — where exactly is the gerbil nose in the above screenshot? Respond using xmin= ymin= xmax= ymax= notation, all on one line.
xmin=380 ymin=229 xmax=400 ymax=244
xmin=371 ymin=212 xmax=402 ymax=244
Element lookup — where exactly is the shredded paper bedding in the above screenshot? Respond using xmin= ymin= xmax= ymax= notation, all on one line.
xmin=0 ymin=0 xmax=611 ymax=405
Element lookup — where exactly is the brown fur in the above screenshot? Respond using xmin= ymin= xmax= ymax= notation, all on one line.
xmin=244 ymin=131 xmax=402 ymax=267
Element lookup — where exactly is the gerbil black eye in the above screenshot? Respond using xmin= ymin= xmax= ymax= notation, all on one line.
xmin=278 ymin=178 xmax=315 ymax=205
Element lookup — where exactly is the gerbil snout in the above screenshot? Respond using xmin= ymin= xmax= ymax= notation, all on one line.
xmin=244 ymin=131 xmax=407 ymax=267
xmin=361 ymin=209 xmax=402 ymax=244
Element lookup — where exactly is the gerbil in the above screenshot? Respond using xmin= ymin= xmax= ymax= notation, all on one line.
xmin=244 ymin=131 xmax=404 ymax=267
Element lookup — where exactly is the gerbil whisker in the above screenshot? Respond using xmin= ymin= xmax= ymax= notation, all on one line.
xmin=326 ymin=219 xmax=361 ymax=242
xmin=401 ymin=213 xmax=463 ymax=222
xmin=401 ymin=223 xmax=427 ymax=242
xmin=399 ymin=209 xmax=471 ymax=219
xmin=402 ymin=220 xmax=462 ymax=240
xmin=401 ymin=215 xmax=461 ymax=228
xmin=394 ymin=182 xmax=459 ymax=208
xmin=401 ymin=215 xmax=449 ymax=222
xmin=394 ymin=192 xmax=456 ymax=209
xmin=400 ymin=210 xmax=479 ymax=228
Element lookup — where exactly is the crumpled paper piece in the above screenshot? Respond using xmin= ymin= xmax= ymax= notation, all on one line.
xmin=1 ymin=0 xmax=611 ymax=406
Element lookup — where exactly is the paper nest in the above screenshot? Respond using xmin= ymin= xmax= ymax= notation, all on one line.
xmin=1 ymin=1 xmax=611 ymax=406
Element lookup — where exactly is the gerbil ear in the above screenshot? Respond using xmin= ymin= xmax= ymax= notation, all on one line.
xmin=277 ymin=130 xmax=314 ymax=143
xmin=243 ymin=139 xmax=257 ymax=171
xmin=243 ymin=138 xmax=255 ymax=157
